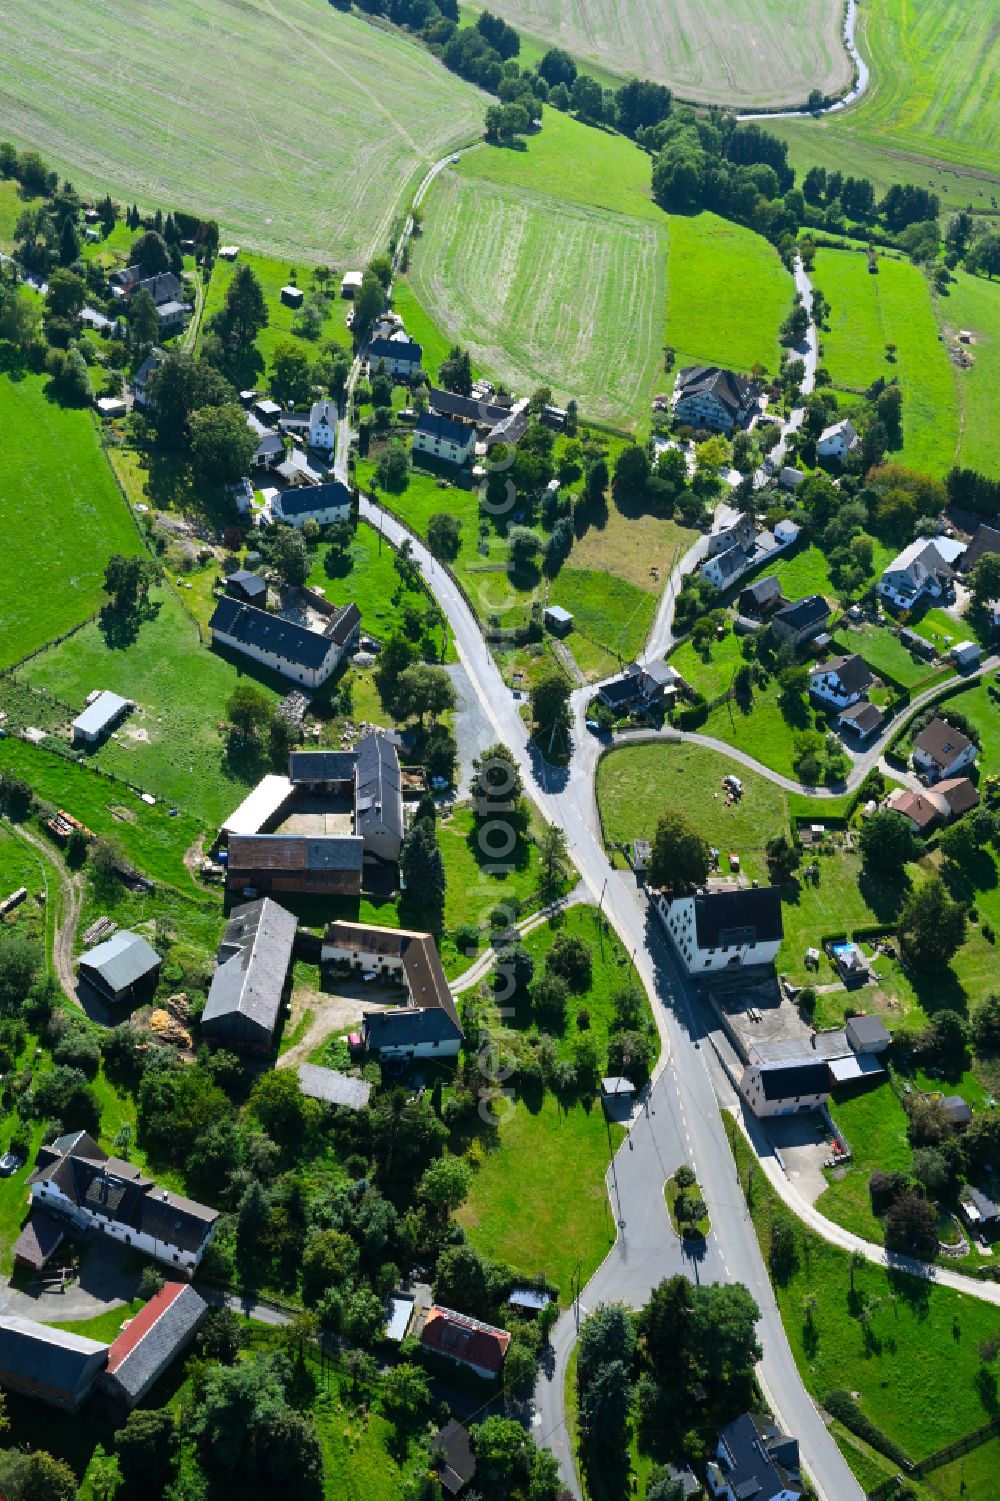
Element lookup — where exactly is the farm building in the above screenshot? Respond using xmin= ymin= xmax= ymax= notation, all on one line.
xmin=672 ymin=365 xmax=761 ymax=433
xmin=208 ymin=596 xmax=360 ymax=687
xmin=78 ymin=930 xmax=161 ymax=1005
xmin=296 ymin=1064 xmax=372 ymax=1110
xmin=771 ymin=594 xmax=829 ymax=648
xmin=225 ymin=569 xmax=268 ymax=607
xmin=420 ymin=1306 xmax=509 ymax=1380
xmin=225 ymin=834 xmax=363 ymax=897
xmin=270 ymin=479 xmax=351 ymax=529
xmin=71 ymin=689 xmax=131 ymax=745
xmin=340 ymin=270 xmax=363 ymax=297
xmin=101 ymin=1282 xmax=207 ymax=1410
xmin=412 ymin=411 xmax=476 ymax=467
xmin=201 ymin=897 xmax=297 ymax=1054
xmin=353 ymin=730 xmax=405 ymax=863
xmin=321 ymin=922 xmax=463 ymax=1060
xmin=280 ymin=285 xmax=303 ymax=308
xmin=544 ymin=604 xmax=573 ymax=635
xmin=28 ymin=1130 xmax=219 ymax=1273
xmin=0 ymin=1316 xmax=107 ymax=1412
xmin=655 ymin=884 xmax=784 ymax=975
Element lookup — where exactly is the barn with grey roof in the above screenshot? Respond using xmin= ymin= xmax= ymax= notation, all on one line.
xmin=101 ymin=1282 xmax=207 ymax=1409
xmin=201 ymin=898 xmax=297 ymax=1053
xmin=0 ymin=1315 xmax=107 ymax=1411
xmin=78 ymin=930 xmax=161 ymax=1005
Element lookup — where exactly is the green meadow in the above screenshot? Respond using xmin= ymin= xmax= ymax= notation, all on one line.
xmin=0 ymin=373 xmax=144 ymax=669
xmin=939 ymin=270 xmax=1000 ymax=477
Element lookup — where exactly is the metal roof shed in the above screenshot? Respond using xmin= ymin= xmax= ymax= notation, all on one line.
xmin=72 ymin=690 xmax=130 ymax=744
xmin=296 ymin=1064 xmax=372 ymax=1109
xmin=78 ymin=930 xmax=161 ymax=1003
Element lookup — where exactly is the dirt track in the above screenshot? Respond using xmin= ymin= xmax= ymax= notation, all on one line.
xmin=4 ymin=818 xmax=83 ymax=1008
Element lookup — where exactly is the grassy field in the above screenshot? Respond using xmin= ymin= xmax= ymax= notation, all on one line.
xmin=0 ymin=0 xmax=484 ymax=263
xmin=819 ymin=1083 xmax=912 ymax=1239
xmin=0 ymin=374 xmax=144 ymax=669
xmin=813 ymin=249 xmax=960 ymax=474
xmin=937 ymin=270 xmax=1000 ymax=477
xmin=457 ymin=1094 xmax=622 ymax=1298
xmin=0 ymin=180 xmax=40 ymax=249
xmin=597 ymin=740 xmax=789 ymax=882
xmin=725 ymin=1114 xmax=1000 ymax=1476
xmin=473 ymin=0 xmax=851 ymax=108
xmin=201 ymin=250 xmax=352 ymax=387
xmin=831 ymin=621 xmax=952 ymax=690
xmin=665 ymin=212 xmax=793 ymax=377
xmin=771 ymin=0 xmax=1000 ymax=207
xmin=547 ymin=569 xmax=657 ymax=668
xmin=409 ymin=168 xmax=668 ymax=423
xmin=22 ymin=586 xmax=274 ymax=829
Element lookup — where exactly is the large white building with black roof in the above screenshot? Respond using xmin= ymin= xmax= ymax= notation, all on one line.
xmin=201 ymin=897 xmax=297 ymax=1054
xmin=655 ymin=884 xmax=784 ymax=974
xmin=321 ymin=921 xmax=463 ymax=1059
xmin=673 ymin=365 xmax=762 ymax=433
xmin=707 ymin=1411 xmax=803 ymax=1501
xmin=208 ymin=595 xmax=360 ymax=687
xmin=269 ymin=480 xmax=352 ymax=529
xmin=27 ymin=1131 xmax=219 ymax=1273
xmin=78 ymin=930 xmax=161 ymax=1005
xmin=0 ymin=1315 xmax=108 ymax=1412
xmin=412 ymin=411 xmax=476 ymax=467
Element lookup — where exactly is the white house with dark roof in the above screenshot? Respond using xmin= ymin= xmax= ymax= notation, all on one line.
xmin=911 ymin=717 xmax=978 ymax=783
xmin=321 ymin=922 xmax=463 ymax=1059
xmin=707 ymin=1411 xmax=803 ymax=1500
xmin=201 ymin=898 xmax=297 ymax=1054
xmin=269 ymin=480 xmax=352 ymax=529
xmin=816 ymin=418 xmax=860 ymax=460
xmin=412 ymin=411 xmax=476 ymax=467
xmin=808 ymin=653 xmax=873 ymax=710
xmin=28 ymin=1131 xmax=218 ymax=1273
xmin=308 ymin=398 xmax=338 ymax=457
xmin=654 ymin=885 xmax=784 ymax=974
xmin=367 ymin=333 xmax=423 ymax=379
xmin=208 ymin=596 xmax=360 ymax=687
xmin=673 ymin=365 xmax=762 ymax=433
xmin=879 ymin=539 xmax=958 ymax=609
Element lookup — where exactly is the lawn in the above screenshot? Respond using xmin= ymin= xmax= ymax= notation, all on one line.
xmin=456 ymin=1093 xmax=623 ymax=1298
xmin=819 ymin=1083 xmax=912 ymax=1240
xmin=0 ymin=0 xmax=485 ymax=263
xmin=665 ymin=212 xmax=793 ymax=378
xmin=812 ymin=248 xmax=960 ymax=475
xmin=22 ymin=586 xmax=276 ymax=829
xmin=597 ymin=740 xmax=790 ymax=882
xmin=0 ymin=737 xmax=203 ymax=889
xmin=51 ymin=1300 xmax=143 ymax=1342
xmin=771 ymin=0 xmax=1000 ymax=190
xmin=0 ymin=372 xmax=144 ymax=669
xmin=830 ymin=621 xmax=951 ymax=690
xmin=0 ymin=179 xmax=40 ymax=249
xmin=777 ymin=844 xmax=908 ymax=977
xmin=547 ymin=569 xmax=657 ymax=671
xmin=391 ymin=275 xmax=462 ymax=389
xmin=938 ymin=269 xmax=1000 ymax=477
xmin=514 ymin=903 xmax=654 ymax=1067
xmin=471 ymin=0 xmax=850 ymax=109
xmin=725 ymin=1114 xmax=1000 ymax=1471
xmin=437 ymin=802 xmax=560 ymax=943
xmin=408 ymin=167 xmax=668 ymax=424
xmin=699 ymin=679 xmax=830 ymax=781
xmin=200 ymin=251 xmax=352 ymax=389
xmin=670 ymin=629 xmax=744 ymax=701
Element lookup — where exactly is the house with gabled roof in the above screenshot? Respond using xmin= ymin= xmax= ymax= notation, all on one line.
xmin=655 ymin=885 xmax=783 ymax=975
xmin=322 ymin=921 xmax=463 ymax=1059
xmin=707 ymin=1411 xmax=803 ymax=1500
xmin=420 ymin=1306 xmax=509 ymax=1379
xmin=816 ymin=418 xmax=860 ymax=460
xmin=101 ymin=1282 xmax=207 ymax=1410
xmin=367 ymin=333 xmax=423 ymax=379
xmin=0 ymin=1315 xmax=107 ymax=1412
xmin=879 ymin=539 xmax=958 ymax=609
xmin=808 ymin=653 xmax=873 ymax=710
xmin=208 ymin=595 xmax=360 ymax=688
xmin=78 ymin=930 xmax=161 ymax=1005
xmin=911 ymin=717 xmax=978 ymax=783
xmin=27 ymin=1132 xmax=218 ymax=1273
xmin=269 ymin=479 xmax=352 ymax=529
xmin=201 ymin=898 xmax=297 ymax=1054
xmin=673 ymin=365 xmax=761 ymax=433
xmin=412 ymin=411 xmax=476 ymax=468
xmin=308 ymin=398 xmax=338 ymax=457
xmin=771 ymin=594 xmax=829 ymax=648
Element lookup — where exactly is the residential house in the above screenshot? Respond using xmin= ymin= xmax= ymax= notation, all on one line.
xmin=100 ymin=1283 xmax=207 ymax=1411
xmin=673 ymin=365 xmax=761 ymax=433
xmin=838 ymin=700 xmax=884 ymax=740
xmin=208 ymin=596 xmax=360 ymax=688
xmin=740 ymin=1055 xmax=833 ymax=1118
xmin=737 ymin=575 xmax=783 ymax=619
xmin=412 ymin=411 xmax=476 ymax=468
xmin=431 ymin=1419 xmax=477 ymax=1497
xmin=911 ymin=717 xmax=978 ymax=782
xmin=270 ymin=480 xmax=352 ymax=529
xmin=816 ymin=418 xmax=860 ymax=461
xmin=925 ymin=777 xmax=980 ymax=821
xmin=655 ymin=885 xmax=784 ymax=975
xmin=322 ymin=922 xmax=463 ymax=1059
xmin=72 ymin=689 xmax=131 ymax=745
xmin=779 ymin=466 xmax=805 ymax=491
xmin=225 ymin=569 xmax=267 ymax=608
xmin=707 ymin=1412 xmax=803 ymax=1501
xmin=308 ymin=398 xmax=338 ymax=458
xmin=132 ymin=349 xmax=164 ymax=408
xmin=78 ymin=930 xmax=161 ymax=1005
xmin=201 ymin=898 xmax=297 ymax=1054
xmin=27 ymin=1130 xmax=219 ymax=1272
xmin=227 ymin=477 xmax=254 ymax=514
xmin=367 ymin=334 xmax=423 ymax=379
xmin=958 ymin=524 xmax=1000 ymax=576
xmin=0 ymin=1316 xmax=107 ymax=1412
xmin=156 ymin=299 xmax=190 ymax=336
xmin=879 ymin=539 xmax=957 ymax=609
xmin=774 ymin=518 xmax=801 ymax=548
xmin=808 ymin=653 xmax=873 ymax=710
xmin=420 ymin=1306 xmax=509 ymax=1380
xmin=885 ymin=788 xmax=941 ymax=835
xmin=771 ymin=594 xmax=830 ymax=648
xmin=131 ymin=271 xmax=183 ymax=307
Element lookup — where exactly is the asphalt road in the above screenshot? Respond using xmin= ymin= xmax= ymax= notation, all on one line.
xmin=359 ymin=494 xmax=865 ymax=1501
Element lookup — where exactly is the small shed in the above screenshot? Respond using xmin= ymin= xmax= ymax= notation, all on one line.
xmin=12 ymin=1212 xmax=65 ymax=1274
xmin=601 ymin=1076 xmax=635 ymax=1100
xmin=508 ymin=1287 xmax=551 ymax=1314
xmin=544 ymin=604 xmax=573 ymax=635
xmin=218 ymin=245 xmax=240 ymax=261
xmin=939 ymin=1094 xmax=973 ymax=1128
xmin=950 ymin=640 xmax=981 ymax=670
xmin=779 ymin=466 xmax=805 ymax=490
xmin=71 ymin=690 xmax=131 ymax=745
xmin=280 ymin=285 xmax=304 ymax=308
xmin=78 ymin=930 xmax=162 ymax=1005
xmin=225 ymin=569 xmax=267 ymax=607
xmin=96 ymin=396 xmax=127 ymax=419
xmin=846 ymin=1013 xmax=891 ymax=1055
xmin=341 ymin=270 xmax=363 ymax=297
xmin=296 ymin=1064 xmax=372 ymax=1110
xmin=385 ymin=1295 xmax=414 ymax=1342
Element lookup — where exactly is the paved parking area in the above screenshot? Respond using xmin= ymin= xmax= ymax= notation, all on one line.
xmin=0 ymin=1235 xmax=140 ymax=1322
xmin=763 ymin=1113 xmax=833 ymax=1204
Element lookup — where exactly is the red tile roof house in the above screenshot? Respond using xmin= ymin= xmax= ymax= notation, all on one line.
xmin=420 ymin=1305 xmax=510 ymax=1380
xmin=100 ymin=1282 xmax=208 ymax=1410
